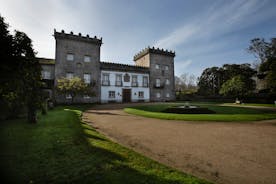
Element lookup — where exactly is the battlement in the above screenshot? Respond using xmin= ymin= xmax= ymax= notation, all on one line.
xmin=53 ymin=29 xmax=102 ymax=45
xmin=100 ymin=61 xmax=149 ymax=73
xmin=133 ymin=46 xmax=175 ymax=61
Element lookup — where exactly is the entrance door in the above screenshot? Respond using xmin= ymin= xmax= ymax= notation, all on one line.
xmin=122 ymin=89 xmax=131 ymax=103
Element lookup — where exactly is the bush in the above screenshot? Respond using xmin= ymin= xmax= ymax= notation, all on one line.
xmin=162 ymin=107 xmax=216 ymax=114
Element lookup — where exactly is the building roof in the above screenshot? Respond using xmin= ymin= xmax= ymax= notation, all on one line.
xmin=54 ymin=29 xmax=102 ymax=45
xmin=100 ymin=62 xmax=149 ymax=73
xmin=134 ymin=47 xmax=175 ymax=61
xmin=38 ymin=57 xmax=55 ymax=65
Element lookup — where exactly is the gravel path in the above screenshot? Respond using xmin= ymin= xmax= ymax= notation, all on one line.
xmin=83 ymin=103 xmax=276 ymax=184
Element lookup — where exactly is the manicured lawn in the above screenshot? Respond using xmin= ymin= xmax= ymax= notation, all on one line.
xmin=222 ymin=103 xmax=276 ymax=108
xmin=124 ymin=103 xmax=276 ymax=121
xmin=0 ymin=106 xmax=210 ymax=184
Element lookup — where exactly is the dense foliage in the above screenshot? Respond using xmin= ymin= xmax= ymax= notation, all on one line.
xmin=56 ymin=77 xmax=94 ymax=104
xmin=219 ymin=75 xmax=247 ymax=98
xmin=0 ymin=15 xmax=42 ymax=122
xmin=248 ymin=38 xmax=276 ymax=93
xmin=197 ymin=64 xmax=256 ymax=96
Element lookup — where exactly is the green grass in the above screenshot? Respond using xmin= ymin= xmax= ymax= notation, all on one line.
xmin=0 ymin=106 xmax=210 ymax=184
xmin=223 ymin=103 xmax=276 ymax=107
xmin=124 ymin=103 xmax=276 ymax=122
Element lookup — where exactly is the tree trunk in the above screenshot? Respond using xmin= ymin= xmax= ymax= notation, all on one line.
xmin=28 ymin=105 xmax=37 ymax=123
xmin=41 ymin=100 xmax=48 ymax=115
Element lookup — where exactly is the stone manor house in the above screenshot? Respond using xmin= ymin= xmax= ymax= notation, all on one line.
xmin=40 ymin=30 xmax=176 ymax=103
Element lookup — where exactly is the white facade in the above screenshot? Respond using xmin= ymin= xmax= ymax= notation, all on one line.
xmin=100 ymin=70 xmax=150 ymax=103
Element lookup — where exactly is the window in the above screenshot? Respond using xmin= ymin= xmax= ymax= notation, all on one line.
xmin=156 ymin=78 xmax=161 ymax=87
xmin=165 ymin=65 xmax=169 ymax=70
xmin=132 ymin=75 xmax=138 ymax=87
xmin=84 ymin=55 xmax=91 ymax=62
xmin=156 ymin=92 xmax=161 ymax=98
xmin=124 ymin=73 xmax=130 ymax=82
xmin=41 ymin=70 xmax=51 ymax=79
xmin=83 ymin=74 xmax=91 ymax=84
xmin=166 ymin=93 xmax=170 ymax=98
xmin=83 ymin=95 xmax=90 ymax=99
xmin=77 ymin=63 xmax=82 ymax=68
xmin=66 ymin=72 xmax=73 ymax=79
xmin=102 ymin=73 xmax=110 ymax=86
xmin=67 ymin=53 xmax=74 ymax=61
xmin=143 ymin=76 xmax=148 ymax=87
xmin=108 ymin=91 xmax=115 ymax=98
xmin=138 ymin=91 xmax=144 ymax=98
xmin=165 ymin=79 xmax=170 ymax=85
xmin=66 ymin=94 xmax=72 ymax=99
xmin=115 ymin=74 xmax=122 ymax=86
xmin=155 ymin=64 xmax=160 ymax=69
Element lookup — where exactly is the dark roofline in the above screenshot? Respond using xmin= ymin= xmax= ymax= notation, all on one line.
xmin=37 ymin=57 xmax=55 ymax=65
xmin=100 ymin=61 xmax=149 ymax=73
xmin=54 ymin=29 xmax=102 ymax=45
xmin=134 ymin=47 xmax=175 ymax=61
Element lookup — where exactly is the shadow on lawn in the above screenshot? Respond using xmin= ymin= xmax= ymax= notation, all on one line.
xmin=1 ymin=106 xmax=209 ymax=184
xmin=62 ymin=108 xmax=205 ymax=184
xmin=85 ymin=111 xmax=120 ymax=116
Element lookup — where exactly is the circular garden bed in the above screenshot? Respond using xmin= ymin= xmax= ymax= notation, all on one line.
xmin=124 ymin=103 xmax=276 ymax=121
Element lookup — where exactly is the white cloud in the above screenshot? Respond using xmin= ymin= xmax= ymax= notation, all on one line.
xmin=175 ymin=59 xmax=192 ymax=76
xmin=0 ymin=0 xmax=102 ymax=58
xmin=155 ymin=24 xmax=200 ymax=49
xmin=154 ymin=0 xmax=271 ymax=50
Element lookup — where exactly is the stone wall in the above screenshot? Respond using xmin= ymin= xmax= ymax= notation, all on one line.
xmin=54 ymin=30 xmax=102 ymax=104
xmin=134 ymin=47 xmax=176 ymax=102
xmin=149 ymin=54 xmax=175 ymax=101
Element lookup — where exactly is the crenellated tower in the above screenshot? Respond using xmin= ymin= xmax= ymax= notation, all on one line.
xmin=134 ymin=47 xmax=176 ymax=101
xmin=54 ymin=29 xmax=102 ymax=103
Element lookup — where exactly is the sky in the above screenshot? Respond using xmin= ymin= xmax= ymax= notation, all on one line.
xmin=0 ymin=0 xmax=276 ymax=77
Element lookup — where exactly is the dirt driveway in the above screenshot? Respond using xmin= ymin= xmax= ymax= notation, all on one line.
xmin=83 ymin=103 xmax=276 ymax=184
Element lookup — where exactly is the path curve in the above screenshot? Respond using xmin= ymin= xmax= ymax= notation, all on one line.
xmin=83 ymin=103 xmax=276 ymax=184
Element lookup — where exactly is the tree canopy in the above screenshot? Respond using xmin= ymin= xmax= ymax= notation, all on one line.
xmin=56 ymin=77 xmax=95 ymax=104
xmin=219 ymin=76 xmax=247 ymax=98
xmin=248 ymin=38 xmax=276 ymax=93
xmin=175 ymin=73 xmax=197 ymax=92
xmin=0 ymin=15 xmax=42 ymax=122
xmin=197 ymin=64 xmax=256 ymax=96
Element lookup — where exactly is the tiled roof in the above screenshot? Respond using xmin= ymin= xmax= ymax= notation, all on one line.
xmin=100 ymin=61 xmax=149 ymax=73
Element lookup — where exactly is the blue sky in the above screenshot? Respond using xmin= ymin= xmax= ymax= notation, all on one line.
xmin=0 ymin=0 xmax=275 ymax=77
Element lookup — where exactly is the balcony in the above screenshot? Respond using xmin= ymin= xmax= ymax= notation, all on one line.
xmin=102 ymin=80 xmax=110 ymax=86
xmin=115 ymin=81 xmax=123 ymax=86
xmin=154 ymin=83 xmax=164 ymax=89
xmin=142 ymin=83 xmax=149 ymax=88
xmin=131 ymin=82 xmax=138 ymax=87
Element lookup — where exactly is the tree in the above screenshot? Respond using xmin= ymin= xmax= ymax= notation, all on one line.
xmin=56 ymin=77 xmax=94 ymax=104
xmin=197 ymin=67 xmax=222 ymax=95
xmin=222 ymin=63 xmax=256 ymax=91
xmin=14 ymin=31 xmax=42 ymax=123
xmin=248 ymin=37 xmax=276 ymax=93
xmin=0 ymin=15 xmax=42 ymax=122
xmin=175 ymin=73 xmax=197 ymax=94
xmin=219 ymin=76 xmax=247 ymax=99
xmin=260 ymin=57 xmax=276 ymax=93
xmin=174 ymin=76 xmax=182 ymax=91
xmin=248 ymin=38 xmax=270 ymax=64
xmin=198 ymin=64 xmax=256 ymax=96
